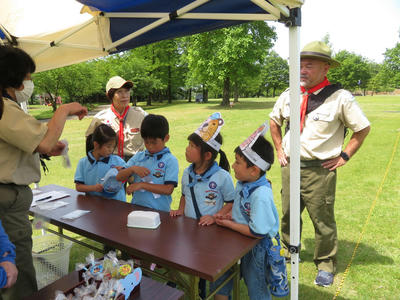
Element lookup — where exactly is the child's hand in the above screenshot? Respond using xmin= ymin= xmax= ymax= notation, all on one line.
xmin=215 ymin=217 xmax=233 ymax=228
xmin=126 ymin=183 xmax=142 ymax=195
xmin=214 ymin=211 xmax=232 ymax=220
xmin=198 ymin=215 xmax=215 ymax=226
xmin=114 ymin=166 xmax=124 ymax=171
xmin=133 ymin=166 xmax=151 ymax=178
xmin=93 ymin=184 xmax=104 ymax=192
xmin=0 ymin=261 xmax=18 ymax=288
xmin=170 ymin=209 xmax=184 ymax=217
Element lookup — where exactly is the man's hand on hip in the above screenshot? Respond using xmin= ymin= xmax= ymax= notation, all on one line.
xmin=322 ymin=156 xmax=346 ymax=171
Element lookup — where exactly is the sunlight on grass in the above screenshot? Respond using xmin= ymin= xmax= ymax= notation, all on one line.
xmin=31 ymin=96 xmax=400 ymax=299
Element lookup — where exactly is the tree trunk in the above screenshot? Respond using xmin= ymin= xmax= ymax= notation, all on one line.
xmin=188 ymin=88 xmax=192 ymax=102
xmin=167 ymin=65 xmax=172 ymax=104
xmin=45 ymin=89 xmax=57 ymax=112
xmin=147 ymin=93 xmax=152 ymax=106
xmin=233 ymin=83 xmax=239 ymax=103
xmin=272 ymin=87 xmax=276 ymax=98
xmin=221 ymin=77 xmax=230 ymax=106
xmin=266 ymin=88 xmax=269 ymax=97
xmin=202 ymin=84 xmax=208 ymax=103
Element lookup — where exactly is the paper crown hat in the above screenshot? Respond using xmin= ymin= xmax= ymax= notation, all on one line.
xmin=194 ymin=112 xmax=224 ymax=151
xmin=240 ymin=121 xmax=271 ymax=171
xmin=102 ymin=168 xmax=123 ymax=194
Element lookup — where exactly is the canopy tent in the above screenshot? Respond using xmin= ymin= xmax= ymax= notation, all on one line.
xmin=1 ymin=0 xmax=303 ymax=299
xmin=0 ymin=0 xmax=302 ymax=72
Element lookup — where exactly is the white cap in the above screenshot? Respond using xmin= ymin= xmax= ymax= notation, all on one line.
xmin=106 ymin=76 xmax=133 ymax=94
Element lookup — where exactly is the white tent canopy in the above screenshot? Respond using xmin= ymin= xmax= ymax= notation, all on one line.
xmin=1 ymin=0 xmax=302 ymax=72
xmin=1 ymin=1 xmax=303 ymax=299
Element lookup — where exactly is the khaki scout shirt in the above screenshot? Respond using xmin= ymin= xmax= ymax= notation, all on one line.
xmin=269 ymin=88 xmax=370 ymax=160
xmin=86 ymin=106 xmax=147 ymax=157
xmin=0 ymin=98 xmax=47 ymax=185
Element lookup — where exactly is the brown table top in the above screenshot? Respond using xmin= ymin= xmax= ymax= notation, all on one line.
xmin=30 ymin=184 xmax=259 ymax=281
xmin=23 ymin=270 xmax=184 ymax=300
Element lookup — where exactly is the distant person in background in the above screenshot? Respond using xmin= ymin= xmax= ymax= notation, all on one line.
xmin=269 ymin=41 xmax=370 ymax=287
xmin=86 ymin=76 xmax=147 ymax=162
xmin=0 ymin=45 xmax=87 ymax=299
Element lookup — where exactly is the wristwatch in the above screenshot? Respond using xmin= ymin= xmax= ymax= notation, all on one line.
xmin=340 ymin=151 xmax=350 ymax=161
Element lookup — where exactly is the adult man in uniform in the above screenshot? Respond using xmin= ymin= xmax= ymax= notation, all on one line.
xmin=269 ymin=41 xmax=370 ymax=286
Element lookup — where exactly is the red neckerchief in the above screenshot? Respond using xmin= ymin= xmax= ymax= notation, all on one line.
xmin=300 ymin=77 xmax=330 ymax=132
xmin=111 ymin=104 xmax=130 ymax=158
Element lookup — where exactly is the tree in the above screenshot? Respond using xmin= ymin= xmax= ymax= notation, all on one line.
xmin=382 ymin=42 xmax=400 ymax=89
xmin=33 ymin=68 xmax=64 ymax=111
xmin=260 ymin=51 xmax=289 ymax=97
xmin=328 ymin=50 xmax=371 ymax=92
xmin=184 ymin=21 xmax=277 ymax=106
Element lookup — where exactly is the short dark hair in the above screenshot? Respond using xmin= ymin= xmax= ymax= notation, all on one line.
xmin=0 ymin=46 xmax=35 ymax=90
xmin=188 ymin=133 xmax=230 ymax=172
xmin=234 ymin=135 xmax=274 ymax=177
xmin=140 ymin=114 xmax=169 ymax=139
xmin=0 ymin=46 xmax=35 ymax=119
xmin=86 ymin=124 xmax=117 ymax=154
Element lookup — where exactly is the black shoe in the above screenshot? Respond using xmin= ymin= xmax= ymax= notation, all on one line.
xmin=314 ymin=270 xmax=334 ymax=287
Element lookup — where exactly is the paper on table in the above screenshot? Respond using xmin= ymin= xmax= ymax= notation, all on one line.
xmin=31 ymin=191 xmax=70 ymax=207
xmin=31 ymin=189 xmax=41 ymax=195
xmin=37 ymin=200 xmax=69 ymax=211
xmin=61 ymin=210 xmax=91 ymax=220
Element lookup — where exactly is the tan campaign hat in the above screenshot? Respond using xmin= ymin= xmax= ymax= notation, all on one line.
xmin=300 ymin=41 xmax=340 ymax=68
xmin=106 ymin=76 xmax=133 ymax=93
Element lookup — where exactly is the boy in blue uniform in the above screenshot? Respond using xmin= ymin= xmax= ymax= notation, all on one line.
xmin=0 ymin=220 xmax=17 ymax=289
xmin=216 ymin=123 xmax=289 ymax=300
xmin=75 ymin=124 xmax=127 ymax=202
xmin=117 ymin=114 xmax=178 ymax=212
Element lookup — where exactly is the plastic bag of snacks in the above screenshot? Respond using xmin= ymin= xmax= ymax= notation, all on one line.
xmin=56 ymin=252 xmax=141 ymax=300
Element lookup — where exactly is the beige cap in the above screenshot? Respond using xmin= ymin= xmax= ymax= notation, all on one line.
xmin=300 ymin=41 xmax=340 ymax=68
xmin=106 ymin=76 xmax=133 ymax=93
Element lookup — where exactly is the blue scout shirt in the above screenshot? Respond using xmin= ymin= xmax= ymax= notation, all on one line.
xmin=182 ymin=162 xmax=234 ymax=219
xmin=74 ymin=151 xmax=127 ymax=202
xmin=232 ymin=176 xmax=279 ymax=238
xmin=0 ymin=220 xmax=16 ymax=288
xmin=126 ymin=147 xmax=178 ymax=212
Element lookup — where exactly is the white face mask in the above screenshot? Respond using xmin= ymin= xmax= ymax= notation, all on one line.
xmin=15 ymin=80 xmax=34 ymax=103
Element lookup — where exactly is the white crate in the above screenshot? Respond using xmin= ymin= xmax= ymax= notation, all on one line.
xmin=32 ymin=234 xmax=72 ymax=289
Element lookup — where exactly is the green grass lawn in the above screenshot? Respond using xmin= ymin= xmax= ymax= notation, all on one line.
xmin=31 ymin=96 xmax=400 ymax=299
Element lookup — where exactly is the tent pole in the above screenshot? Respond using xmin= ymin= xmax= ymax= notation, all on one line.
xmin=31 ymin=17 xmax=96 ymax=58
xmin=288 ymin=24 xmax=301 ymax=300
xmin=105 ymin=0 xmax=210 ymax=51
